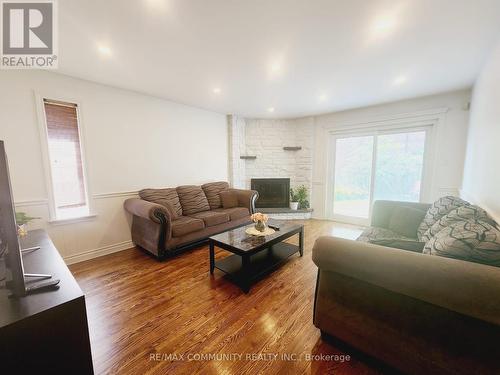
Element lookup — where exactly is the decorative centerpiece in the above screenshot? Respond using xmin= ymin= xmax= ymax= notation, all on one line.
xmin=251 ymin=212 xmax=269 ymax=232
xmin=15 ymin=212 xmax=39 ymax=237
xmin=246 ymin=212 xmax=275 ymax=237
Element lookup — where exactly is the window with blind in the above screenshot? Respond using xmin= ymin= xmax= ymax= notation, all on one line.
xmin=42 ymin=99 xmax=90 ymax=220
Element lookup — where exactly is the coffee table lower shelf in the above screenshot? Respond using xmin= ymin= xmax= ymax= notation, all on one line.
xmin=213 ymin=242 xmax=300 ymax=292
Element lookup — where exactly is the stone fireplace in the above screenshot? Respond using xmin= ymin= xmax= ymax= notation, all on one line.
xmin=228 ymin=115 xmax=314 ymax=219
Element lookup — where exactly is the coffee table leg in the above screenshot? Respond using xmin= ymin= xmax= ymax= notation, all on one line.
xmin=299 ymin=227 xmax=304 ymax=256
xmin=241 ymin=254 xmax=251 ymax=293
xmin=209 ymin=241 xmax=215 ymax=274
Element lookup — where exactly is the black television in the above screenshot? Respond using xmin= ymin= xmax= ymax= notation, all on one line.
xmin=0 ymin=140 xmax=27 ymax=296
xmin=0 ymin=140 xmax=59 ymax=296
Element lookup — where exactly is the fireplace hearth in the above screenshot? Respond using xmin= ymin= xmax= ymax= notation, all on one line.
xmin=251 ymin=178 xmax=290 ymax=208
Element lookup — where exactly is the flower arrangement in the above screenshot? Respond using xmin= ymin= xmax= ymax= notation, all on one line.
xmin=251 ymin=212 xmax=269 ymax=223
xmin=250 ymin=212 xmax=269 ymax=232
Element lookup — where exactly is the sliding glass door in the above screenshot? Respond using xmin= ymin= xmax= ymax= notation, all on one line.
xmin=332 ymin=136 xmax=374 ymax=219
xmin=330 ymin=128 xmax=427 ymax=225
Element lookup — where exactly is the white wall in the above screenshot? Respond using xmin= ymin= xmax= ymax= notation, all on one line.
xmin=311 ymin=89 xmax=471 ymax=218
xmin=0 ymin=70 xmax=228 ymax=263
xmin=462 ymin=39 xmax=500 ymax=223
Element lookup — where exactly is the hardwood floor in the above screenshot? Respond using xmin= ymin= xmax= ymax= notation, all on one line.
xmin=69 ymin=219 xmax=383 ymax=375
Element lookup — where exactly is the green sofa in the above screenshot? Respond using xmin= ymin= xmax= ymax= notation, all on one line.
xmin=312 ymin=197 xmax=500 ymax=374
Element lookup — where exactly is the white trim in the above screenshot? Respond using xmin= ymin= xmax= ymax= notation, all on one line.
xmin=14 ymin=199 xmax=48 ymax=207
xmin=326 ymin=121 xmax=437 ymax=225
xmin=34 ymin=91 xmax=94 ymax=221
xmin=93 ymin=191 xmax=139 ymax=199
xmin=460 ymin=189 xmax=500 ymax=227
xmin=322 ymin=107 xmax=449 ymax=131
xmin=64 ymin=240 xmax=134 ymax=265
xmin=13 ymin=190 xmax=140 ymax=207
xmin=48 ymin=214 xmax=97 ymax=226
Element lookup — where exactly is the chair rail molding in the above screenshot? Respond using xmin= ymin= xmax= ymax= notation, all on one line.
xmin=13 ymin=190 xmax=138 ymax=265
xmin=93 ymin=190 xmax=139 ymax=199
xmin=14 ymin=198 xmax=49 ymax=208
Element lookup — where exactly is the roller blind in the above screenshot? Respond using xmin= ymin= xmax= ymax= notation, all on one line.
xmin=43 ymin=99 xmax=88 ymax=215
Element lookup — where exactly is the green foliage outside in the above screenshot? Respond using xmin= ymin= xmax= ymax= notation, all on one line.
xmin=334 ymin=133 xmax=424 ymax=203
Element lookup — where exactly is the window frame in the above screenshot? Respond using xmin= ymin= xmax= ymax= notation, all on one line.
xmin=327 ymin=126 xmax=432 ymax=226
xmin=35 ymin=92 xmax=94 ymax=223
xmin=323 ymin=110 xmax=444 ymax=226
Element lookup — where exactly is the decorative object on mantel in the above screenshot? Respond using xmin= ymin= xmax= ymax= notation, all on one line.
xmin=15 ymin=212 xmax=40 ymax=237
xmin=245 ymin=226 xmax=275 ymax=236
xmin=290 ymin=185 xmax=310 ymax=210
xmin=283 ymin=146 xmax=302 ymax=151
xmin=240 ymin=155 xmax=257 ymax=160
xmin=251 ymin=212 xmax=269 ymax=232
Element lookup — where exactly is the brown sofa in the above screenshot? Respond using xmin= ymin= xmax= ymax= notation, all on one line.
xmin=124 ymin=182 xmax=258 ymax=259
xmin=312 ymin=200 xmax=500 ymax=374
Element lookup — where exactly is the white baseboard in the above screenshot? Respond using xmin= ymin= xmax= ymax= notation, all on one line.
xmin=64 ymin=240 xmax=134 ymax=265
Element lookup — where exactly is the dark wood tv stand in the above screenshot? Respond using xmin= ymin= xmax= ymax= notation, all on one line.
xmin=0 ymin=230 xmax=94 ymax=374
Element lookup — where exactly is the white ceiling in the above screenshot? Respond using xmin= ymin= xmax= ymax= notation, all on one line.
xmin=58 ymin=0 xmax=500 ymax=118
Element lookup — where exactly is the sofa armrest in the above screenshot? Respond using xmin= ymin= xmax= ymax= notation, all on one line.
xmin=371 ymin=200 xmax=431 ymax=229
xmin=124 ymin=198 xmax=172 ymax=224
xmin=312 ymin=236 xmax=500 ymax=326
xmin=228 ymin=189 xmax=258 ymax=214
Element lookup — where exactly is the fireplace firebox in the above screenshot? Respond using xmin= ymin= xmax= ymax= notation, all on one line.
xmin=251 ymin=178 xmax=290 ymax=208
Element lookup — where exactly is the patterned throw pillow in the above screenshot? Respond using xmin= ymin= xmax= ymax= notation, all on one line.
xmin=417 ymin=196 xmax=470 ymax=241
xmin=176 ymin=185 xmax=211 ymax=215
xmin=139 ymin=188 xmax=182 ymax=218
xmin=420 ymin=205 xmax=495 ymax=242
xmin=201 ymin=181 xmax=229 ymax=209
xmin=423 ymin=220 xmax=500 ymax=267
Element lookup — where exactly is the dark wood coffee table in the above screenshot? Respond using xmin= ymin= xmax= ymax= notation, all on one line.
xmin=209 ymin=221 xmax=304 ymax=292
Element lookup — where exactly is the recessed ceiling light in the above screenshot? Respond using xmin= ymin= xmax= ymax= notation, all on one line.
xmin=145 ymin=0 xmax=168 ymax=11
xmin=393 ymin=75 xmax=407 ymax=85
xmin=371 ymin=14 xmax=397 ymax=38
xmin=98 ymin=45 xmax=112 ymax=57
xmin=271 ymin=62 xmax=281 ymax=72
xmin=213 ymin=87 xmax=221 ymax=94
xmin=319 ymin=94 xmax=327 ymax=102
xmin=268 ymin=107 xmax=275 ymax=113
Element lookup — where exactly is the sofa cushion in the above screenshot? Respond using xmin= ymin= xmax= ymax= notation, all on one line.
xmin=188 ymin=211 xmax=230 ymax=227
xmin=220 ymin=190 xmax=238 ymax=208
xmin=370 ymin=239 xmax=425 ymax=253
xmin=421 ymin=205 xmax=496 ymax=242
xmin=139 ymin=188 xmax=182 ymax=218
xmin=388 ymin=206 xmax=427 ymax=239
xmin=417 ymin=196 xmax=470 ymax=241
xmin=423 ymin=220 xmax=500 ymax=267
xmin=357 ymin=226 xmax=415 ymax=243
xmin=176 ymin=185 xmax=211 ymax=215
xmin=215 ymin=207 xmax=250 ymax=221
xmin=171 ymin=216 xmax=205 ymax=237
xmin=201 ymin=181 xmax=229 ymax=209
